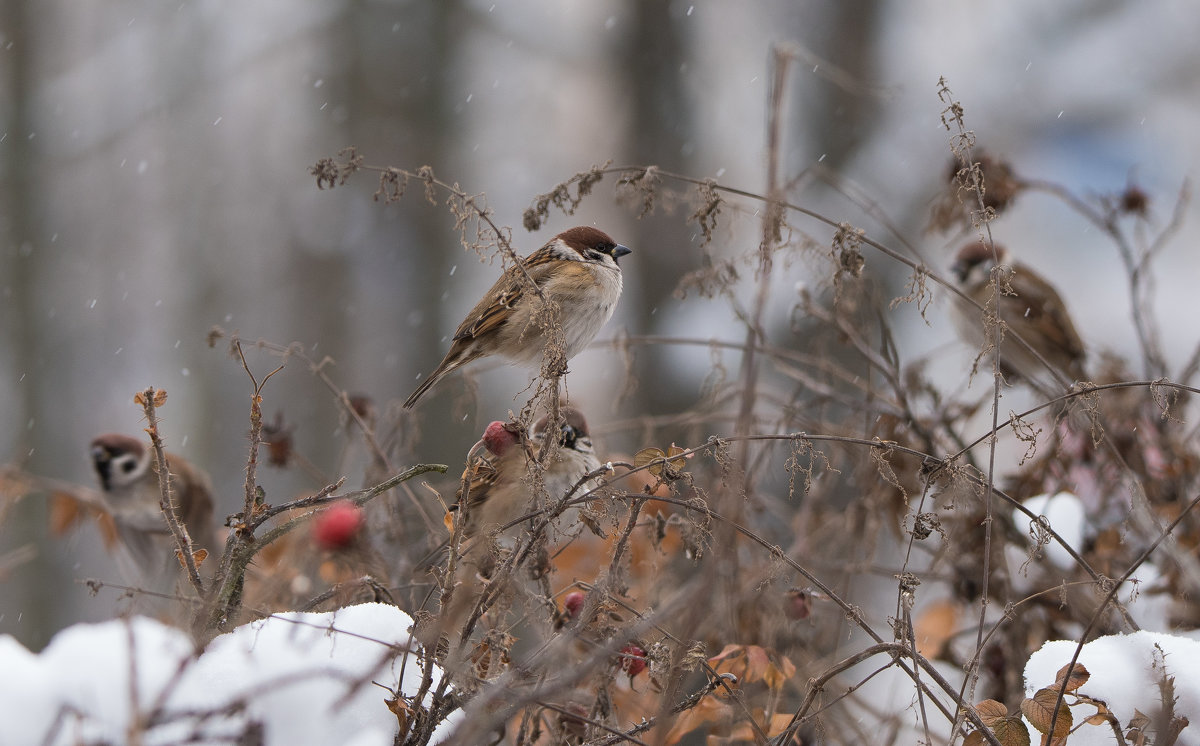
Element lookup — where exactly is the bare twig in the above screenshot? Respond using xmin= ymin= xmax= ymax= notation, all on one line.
xmin=136 ymin=387 xmax=204 ymax=594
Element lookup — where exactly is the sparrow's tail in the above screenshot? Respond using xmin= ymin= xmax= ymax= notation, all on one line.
xmin=405 ymin=345 xmax=478 ymax=409
xmin=403 ymin=371 xmax=441 ymax=409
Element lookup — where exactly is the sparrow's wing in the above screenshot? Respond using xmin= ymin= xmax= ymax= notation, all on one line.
xmin=454 ymin=456 xmax=499 ymax=512
xmin=1005 ymin=264 xmax=1086 ymax=361
xmin=451 ymin=247 xmax=558 ymax=342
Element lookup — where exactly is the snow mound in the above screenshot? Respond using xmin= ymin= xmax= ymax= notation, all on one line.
xmin=0 ymin=603 xmax=460 ymax=745
xmin=1024 ymin=631 xmax=1200 ymax=745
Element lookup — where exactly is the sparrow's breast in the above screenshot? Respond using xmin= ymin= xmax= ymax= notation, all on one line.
xmin=559 ymin=265 xmax=623 ymax=358
xmin=497 ymin=264 xmax=623 ymax=364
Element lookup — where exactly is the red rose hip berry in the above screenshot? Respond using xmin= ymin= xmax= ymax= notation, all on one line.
xmin=313 ymin=501 xmax=364 ymax=550
xmin=618 ymin=644 xmax=647 ymax=677
xmin=562 ymin=591 xmax=586 ymax=620
xmin=482 ymin=421 xmax=520 ymax=457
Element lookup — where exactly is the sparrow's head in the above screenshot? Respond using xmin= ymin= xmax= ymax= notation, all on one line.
xmin=556 ymin=226 xmax=632 ymax=267
xmin=532 ymin=407 xmax=594 ymax=455
xmin=952 ymin=241 xmax=1011 ymax=285
xmin=90 ymin=433 xmax=151 ymax=492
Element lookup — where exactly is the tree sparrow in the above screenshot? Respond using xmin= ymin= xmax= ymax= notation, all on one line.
xmin=951 ymin=242 xmax=1086 ymax=388
xmin=456 ymin=407 xmax=603 ymax=541
xmin=425 ymin=408 xmax=604 ymax=652
xmin=403 ymin=227 xmax=632 ymax=409
xmin=89 ymin=433 xmax=217 ymax=584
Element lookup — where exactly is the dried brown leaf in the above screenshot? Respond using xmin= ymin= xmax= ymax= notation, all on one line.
xmin=635 ymin=447 xmax=666 ymax=478
xmin=743 ymin=645 xmax=771 ymax=683
xmin=763 ymin=662 xmax=790 ymax=692
xmin=1055 ymin=662 xmax=1090 ymax=693
xmin=914 ymin=599 xmax=960 ymax=658
xmin=1021 ymin=687 xmax=1072 ymax=738
xmin=991 ymin=716 xmax=1032 ymax=746
xmin=661 ymin=695 xmax=730 ymax=745
xmin=965 ymin=714 xmax=1030 ymax=746
xmin=175 ymin=547 xmax=208 ymax=569
xmin=975 ymin=699 xmax=1009 ymax=723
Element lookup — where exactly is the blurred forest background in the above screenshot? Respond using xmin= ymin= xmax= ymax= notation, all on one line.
xmin=2 ymin=0 xmax=1200 ymax=658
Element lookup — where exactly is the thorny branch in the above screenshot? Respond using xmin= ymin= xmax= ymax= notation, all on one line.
xmin=136 ymin=387 xmax=204 ymax=595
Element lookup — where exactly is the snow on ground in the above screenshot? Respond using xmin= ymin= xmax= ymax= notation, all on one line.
xmin=1024 ymin=631 xmax=1200 ymax=746
xmin=3 ymin=591 xmax=1198 ymax=744
xmin=0 ymin=603 xmax=460 ymax=745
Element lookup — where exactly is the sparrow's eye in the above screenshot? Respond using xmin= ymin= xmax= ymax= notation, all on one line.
xmin=560 ymin=424 xmax=579 ymax=450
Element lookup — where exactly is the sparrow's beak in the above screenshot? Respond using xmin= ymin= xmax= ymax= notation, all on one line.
xmin=91 ymin=448 xmax=113 ymax=489
xmin=612 ymin=244 xmax=632 ymax=264
xmin=951 ymin=260 xmax=968 ymax=284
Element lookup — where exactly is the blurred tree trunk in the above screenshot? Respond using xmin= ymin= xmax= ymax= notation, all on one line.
xmin=334 ymin=1 xmax=464 ymax=573
xmin=616 ymin=0 xmax=700 ymax=419
xmin=790 ymin=0 xmax=883 ymax=174
xmin=0 ymin=0 xmax=63 ymax=649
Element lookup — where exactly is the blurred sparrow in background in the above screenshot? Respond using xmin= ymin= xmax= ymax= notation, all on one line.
xmin=90 ymin=433 xmax=216 ymax=585
xmin=456 ymin=407 xmax=602 ymax=541
xmin=426 ymin=407 xmax=604 ymax=651
xmin=404 ymin=227 xmax=631 ymax=409
xmin=951 ymin=241 xmax=1086 ymax=389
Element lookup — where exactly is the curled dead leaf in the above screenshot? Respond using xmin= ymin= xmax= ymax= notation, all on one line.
xmin=175 ymin=547 xmax=208 ymax=569
xmin=708 ymin=644 xmax=790 ymax=687
xmin=634 ymin=445 xmax=689 ymax=481
xmin=763 ymin=658 xmax=797 ymax=692
xmin=635 ymin=447 xmax=667 ymax=478
xmin=385 ymin=696 xmax=415 ymax=736
xmin=665 ymin=445 xmax=688 ymax=476
xmin=1054 ymin=662 xmax=1090 ymax=692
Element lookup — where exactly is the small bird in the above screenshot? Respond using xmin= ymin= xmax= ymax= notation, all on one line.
xmin=404 ymin=227 xmax=632 ymax=409
xmin=951 ymin=242 xmax=1086 ymax=388
xmin=456 ymin=407 xmax=603 ymax=541
xmin=426 ymin=407 xmax=604 ymax=651
xmin=90 ymin=433 xmax=217 ymax=585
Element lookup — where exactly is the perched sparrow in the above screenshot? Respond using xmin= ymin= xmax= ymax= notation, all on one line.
xmin=456 ymin=407 xmax=603 ymax=541
xmin=404 ymin=227 xmax=632 ymax=409
xmin=427 ymin=407 xmax=604 ymax=651
xmin=90 ymin=433 xmax=217 ymax=584
xmin=951 ymin=242 xmax=1086 ymax=387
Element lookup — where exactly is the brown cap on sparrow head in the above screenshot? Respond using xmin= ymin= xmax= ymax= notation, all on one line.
xmin=951 ymin=241 xmax=1086 ymax=389
xmin=90 ymin=433 xmax=217 ymax=584
xmin=404 ymin=227 xmax=631 ymax=409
